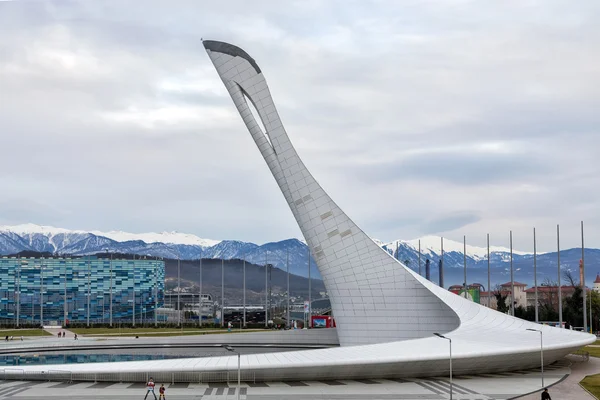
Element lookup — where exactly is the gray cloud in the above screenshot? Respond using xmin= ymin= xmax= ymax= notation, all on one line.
xmin=351 ymin=149 xmax=554 ymax=186
xmin=422 ymin=212 xmax=482 ymax=234
xmin=0 ymin=0 xmax=598 ymax=252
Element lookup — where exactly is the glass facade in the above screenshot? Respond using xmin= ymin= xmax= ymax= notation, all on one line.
xmin=0 ymin=256 xmax=164 ymax=324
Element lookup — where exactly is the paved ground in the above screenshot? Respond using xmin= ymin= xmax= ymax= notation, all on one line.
xmin=0 ymin=360 xmax=571 ymax=399
xmin=43 ymin=328 xmax=76 ymax=338
xmin=519 ymin=354 xmax=598 ymax=400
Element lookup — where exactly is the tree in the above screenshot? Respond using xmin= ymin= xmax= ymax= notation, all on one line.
xmin=563 ymin=269 xmax=578 ymax=287
xmin=494 ymin=285 xmax=509 ymax=314
xmin=590 ymin=290 xmax=600 ymax=332
xmin=563 ymin=285 xmax=583 ymax=328
xmin=515 ymin=306 xmax=535 ymax=320
xmin=538 ymin=277 xmax=560 ymax=319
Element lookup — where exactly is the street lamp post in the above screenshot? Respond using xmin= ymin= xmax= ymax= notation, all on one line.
xmin=434 ymin=333 xmax=452 ymax=400
xmin=223 ymin=345 xmax=241 ymax=400
xmin=526 ymin=328 xmax=544 ymax=387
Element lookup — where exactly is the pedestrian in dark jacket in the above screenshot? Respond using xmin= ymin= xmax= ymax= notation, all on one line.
xmin=541 ymin=388 xmax=551 ymax=400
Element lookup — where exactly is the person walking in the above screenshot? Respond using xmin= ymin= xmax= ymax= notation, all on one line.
xmin=144 ymin=377 xmax=157 ymax=400
xmin=158 ymin=384 xmax=166 ymax=399
xmin=541 ymin=388 xmax=551 ymax=400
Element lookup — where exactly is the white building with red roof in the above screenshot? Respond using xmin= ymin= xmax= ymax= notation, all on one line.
xmin=594 ymin=274 xmax=600 ymax=293
xmin=500 ymin=281 xmax=528 ymax=308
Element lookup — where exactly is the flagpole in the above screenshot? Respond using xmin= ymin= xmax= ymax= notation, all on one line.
xmin=221 ymin=258 xmax=224 ymax=328
xmin=534 ymin=228 xmax=539 ymax=323
xmin=199 ymin=258 xmax=203 ymax=328
xmin=510 ymin=231 xmax=515 ymax=316
xmin=308 ymin=247 xmax=312 ymax=323
xmin=487 ymin=233 xmax=491 ymax=308
xmin=558 ymin=224 xmax=563 ymax=327
xmin=441 ymin=237 xmax=444 ymax=287
xmin=582 ymin=221 xmax=587 ymax=332
xmin=286 ymin=248 xmax=290 ymax=329
xmin=265 ymin=250 xmax=268 ymax=328
xmin=418 ymin=239 xmax=422 ymax=276
xmin=243 ymin=253 xmax=246 ymax=328
xmin=463 ymin=236 xmax=467 ymax=299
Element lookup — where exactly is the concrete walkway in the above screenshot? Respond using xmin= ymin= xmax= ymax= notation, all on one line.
xmin=519 ymin=355 xmax=599 ymax=399
xmin=43 ymin=328 xmax=76 ymax=338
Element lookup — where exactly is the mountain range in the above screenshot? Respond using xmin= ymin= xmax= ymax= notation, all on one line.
xmin=1 ymin=224 xmax=599 ymax=288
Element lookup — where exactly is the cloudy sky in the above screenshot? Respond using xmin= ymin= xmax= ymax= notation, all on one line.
xmin=0 ymin=1 xmax=598 ymax=251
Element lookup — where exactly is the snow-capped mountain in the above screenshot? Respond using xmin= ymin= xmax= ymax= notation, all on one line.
xmin=2 ymin=224 xmax=220 ymax=248
xmin=0 ymin=224 xmax=320 ymax=278
xmin=1 ymin=224 xmax=598 ymax=286
xmin=379 ymin=235 xmax=533 ymax=271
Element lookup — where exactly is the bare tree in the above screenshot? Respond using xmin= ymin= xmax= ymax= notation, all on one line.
xmin=563 ymin=269 xmax=578 ymax=287
xmin=539 ymin=277 xmax=559 ymax=314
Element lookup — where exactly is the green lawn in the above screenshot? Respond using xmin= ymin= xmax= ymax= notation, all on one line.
xmin=70 ymin=327 xmax=263 ymax=336
xmin=583 ymin=346 xmax=600 ymax=358
xmin=581 ymin=374 xmax=600 ymax=399
xmin=0 ymin=329 xmax=52 ymax=337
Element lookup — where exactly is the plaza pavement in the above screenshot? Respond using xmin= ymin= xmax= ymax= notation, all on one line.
xmin=518 ymin=354 xmax=598 ymax=400
xmin=0 ymin=359 xmax=572 ymax=399
xmin=0 ymin=333 xmax=598 ymax=399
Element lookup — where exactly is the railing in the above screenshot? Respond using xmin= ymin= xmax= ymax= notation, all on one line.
xmin=0 ymin=368 xmax=256 ymax=384
xmin=0 ymin=368 xmax=24 ymax=381
xmin=44 ymin=370 xmax=73 ymax=382
xmin=201 ymin=370 xmax=255 ymax=383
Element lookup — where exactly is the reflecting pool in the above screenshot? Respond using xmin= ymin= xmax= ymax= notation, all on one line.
xmin=0 ymin=353 xmax=191 ymax=366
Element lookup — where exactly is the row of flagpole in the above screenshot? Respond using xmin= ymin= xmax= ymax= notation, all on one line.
xmin=209 ymin=246 xmax=308 ymax=329
xmin=211 ymin=220 xmax=587 ymax=330
xmin=396 ymin=221 xmax=588 ymax=330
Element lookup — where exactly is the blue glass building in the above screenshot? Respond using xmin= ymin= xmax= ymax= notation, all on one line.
xmin=0 ymin=256 xmax=164 ymax=324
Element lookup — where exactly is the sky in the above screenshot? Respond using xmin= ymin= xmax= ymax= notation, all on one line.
xmin=0 ymin=0 xmax=598 ymax=252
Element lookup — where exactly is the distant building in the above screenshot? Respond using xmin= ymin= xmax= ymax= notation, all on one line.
xmin=499 ymin=282 xmax=528 ymax=308
xmin=479 ymin=291 xmax=497 ymax=310
xmin=0 ymin=256 xmax=164 ymax=324
xmin=163 ymin=292 xmax=214 ymax=318
xmin=448 ymin=284 xmax=482 ymax=303
xmin=525 ymin=285 xmax=586 ymax=309
xmin=594 ymin=275 xmax=600 ymax=293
